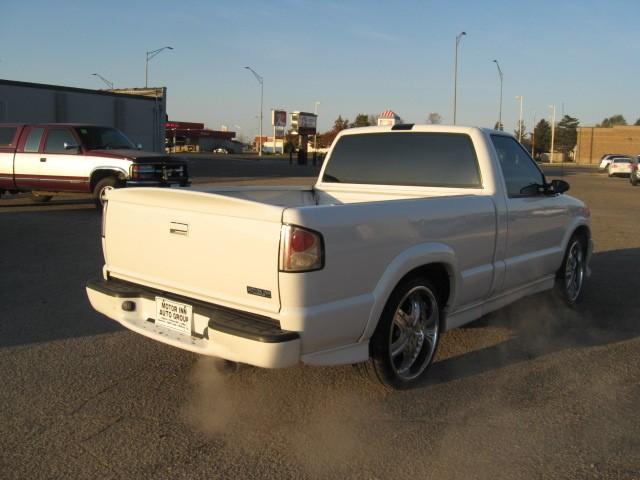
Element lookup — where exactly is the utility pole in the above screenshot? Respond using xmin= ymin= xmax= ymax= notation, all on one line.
xmin=515 ymin=95 xmax=523 ymax=142
xmin=492 ymin=60 xmax=503 ymax=130
xmin=531 ymin=111 xmax=536 ymax=157
xmin=91 ymin=73 xmax=114 ymax=89
xmin=244 ymin=66 xmax=264 ymax=157
xmin=145 ymin=46 xmax=173 ymax=88
xmin=453 ymin=31 xmax=466 ymax=125
xmin=549 ymin=104 xmax=556 ymax=163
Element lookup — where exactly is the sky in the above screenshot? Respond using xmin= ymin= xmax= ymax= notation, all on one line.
xmin=2 ymin=0 xmax=639 ymax=139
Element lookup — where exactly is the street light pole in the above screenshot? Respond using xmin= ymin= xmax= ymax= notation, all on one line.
xmin=314 ymin=101 xmax=320 ymax=152
xmin=492 ymin=60 xmax=503 ymax=130
xmin=531 ymin=111 xmax=536 ymax=156
xmin=549 ymin=104 xmax=556 ymax=164
xmin=515 ymin=95 xmax=523 ymax=142
xmin=91 ymin=73 xmax=114 ymax=89
xmin=313 ymin=101 xmax=321 ymax=164
xmin=145 ymin=46 xmax=173 ymax=88
xmin=453 ymin=31 xmax=466 ymax=125
xmin=244 ymin=66 xmax=264 ymax=157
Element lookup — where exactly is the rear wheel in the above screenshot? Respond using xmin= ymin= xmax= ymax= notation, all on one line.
xmin=93 ymin=177 xmax=120 ymax=209
xmin=30 ymin=192 xmax=53 ymax=203
xmin=554 ymin=234 xmax=587 ymax=307
xmin=362 ymin=277 xmax=441 ymax=389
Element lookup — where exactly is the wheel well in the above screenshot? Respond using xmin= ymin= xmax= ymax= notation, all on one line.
xmin=400 ymin=263 xmax=451 ymax=309
xmin=572 ymin=225 xmax=590 ymax=248
xmin=90 ymin=170 xmax=124 ymax=191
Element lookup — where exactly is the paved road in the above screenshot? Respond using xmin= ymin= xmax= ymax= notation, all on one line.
xmin=1 ymin=162 xmax=639 ymax=479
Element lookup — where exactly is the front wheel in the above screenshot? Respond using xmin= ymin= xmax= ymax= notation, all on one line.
xmin=363 ymin=277 xmax=441 ymax=389
xmin=30 ymin=192 xmax=53 ymax=203
xmin=554 ymin=235 xmax=587 ymax=306
xmin=93 ymin=177 xmax=120 ymax=209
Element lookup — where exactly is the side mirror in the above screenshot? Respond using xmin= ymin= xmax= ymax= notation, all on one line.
xmin=63 ymin=142 xmax=80 ymax=152
xmin=136 ymin=143 xmax=143 ymax=150
xmin=550 ymin=179 xmax=570 ymax=194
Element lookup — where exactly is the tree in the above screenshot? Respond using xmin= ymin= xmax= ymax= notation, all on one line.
xmin=514 ymin=121 xmax=526 ymax=143
xmin=368 ymin=114 xmax=378 ymax=126
xmin=634 ymin=118 xmax=640 ymax=126
xmin=350 ymin=113 xmax=372 ymax=128
xmin=333 ymin=115 xmax=349 ymax=132
xmin=598 ymin=114 xmax=627 ymax=127
xmin=555 ymin=115 xmax=579 ymax=154
xmin=533 ymin=119 xmax=552 ymax=154
xmin=427 ymin=112 xmax=442 ymax=124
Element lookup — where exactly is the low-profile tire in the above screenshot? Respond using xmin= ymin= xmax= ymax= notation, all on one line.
xmin=554 ymin=234 xmax=587 ymax=307
xmin=93 ymin=177 xmax=120 ymax=209
xmin=30 ymin=192 xmax=53 ymax=203
xmin=362 ymin=276 xmax=441 ymax=390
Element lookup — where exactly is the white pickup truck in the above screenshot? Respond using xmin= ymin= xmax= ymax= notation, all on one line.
xmin=87 ymin=125 xmax=592 ymax=389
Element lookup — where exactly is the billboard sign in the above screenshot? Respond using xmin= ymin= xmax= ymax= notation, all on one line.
xmin=291 ymin=111 xmax=317 ymax=135
xmin=272 ymin=110 xmax=287 ymax=127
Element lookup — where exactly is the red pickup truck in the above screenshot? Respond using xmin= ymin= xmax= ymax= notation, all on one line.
xmin=0 ymin=123 xmax=190 ymax=207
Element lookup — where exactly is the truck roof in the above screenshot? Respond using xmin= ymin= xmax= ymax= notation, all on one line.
xmin=338 ymin=124 xmax=511 ymax=137
xmin=0 ymin=123 xmax=118 ymax=128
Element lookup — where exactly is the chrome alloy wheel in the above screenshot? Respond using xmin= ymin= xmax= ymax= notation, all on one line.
xmin=388 ymin=286 xmax=439 ymax=381
xmin=99 ymin=185 xmax=114 ymax=206
xmin=565 ymin=240 xmax=585 ymax=303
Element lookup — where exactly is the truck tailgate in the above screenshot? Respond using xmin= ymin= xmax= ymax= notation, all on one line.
xmin=103 ymin=187 xmax=284 ymax=314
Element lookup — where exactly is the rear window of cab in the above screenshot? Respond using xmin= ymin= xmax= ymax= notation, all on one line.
xmin=0 ymin=126 xmax=17 ymax=146
xmin=322 ymin=132 xmax=481 ymax=188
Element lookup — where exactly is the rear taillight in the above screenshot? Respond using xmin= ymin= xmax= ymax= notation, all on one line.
xmin=280 ymin=225 xmax=324 ymax=272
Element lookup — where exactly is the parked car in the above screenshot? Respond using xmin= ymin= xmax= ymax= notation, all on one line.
xmin=0 ymin=124 xmax=190 ymax=208
xmin=607 ymin=156 xmax=632 ymax=177
xmin=630 ymin=156 xmax=640 ymax=186
xmin=87 ymin=125 xmax=592 ymax=389
xmin=599 ymin=153 xmax=627 ymax=171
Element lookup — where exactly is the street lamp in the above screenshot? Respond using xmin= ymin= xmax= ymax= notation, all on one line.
xmin=91 ymin=73 xmax=114 ymax=89
xmin=145 ymin=46 xmax=173 ymax=88
xmin=244 ymin=66 xmax=264 ymax=157
xmin=515 ymin=95 xmax=523 ymax=142
xmin=531 ymin=110 xmax=536 ymax=156
xmin=313 ymin=101 xmax=320 ymax=159
xmin=453 ymin=31 xmax=466 ymax=125
xmin=549 ymin=104 xmax=556 ymax=163
xmin=493 ymin=59 xmax=503 ymax=130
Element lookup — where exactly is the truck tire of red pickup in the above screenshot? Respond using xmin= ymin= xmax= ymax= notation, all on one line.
xmin=93 ymin=176 xmax=122 ymax=210
xmin=362 ymin=276 xmax=442 ymax=390
xmin=30 ymin=192 xmax=53 ymax=203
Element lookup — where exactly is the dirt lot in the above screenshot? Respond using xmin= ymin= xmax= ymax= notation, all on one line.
xmin=1 ymin=162 xmax=639 ymax=479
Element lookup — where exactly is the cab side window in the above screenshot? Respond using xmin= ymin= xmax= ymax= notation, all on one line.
xmin=24 ymin=128 xmax=45 ymax=152
xmin=44 ymin=128 xmax=78 ymax=154
xmin=491 ymin=135 xmax=544 ymax=197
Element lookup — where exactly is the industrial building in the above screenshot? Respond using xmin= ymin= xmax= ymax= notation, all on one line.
xmin=0 ymin=79 xmax=166 ymax=152
xmin=575 ymin=125 xmax=640 ymax=164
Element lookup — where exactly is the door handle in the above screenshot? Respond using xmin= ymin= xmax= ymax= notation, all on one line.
xmin=40 ymin=157 xmax=47 ymax=162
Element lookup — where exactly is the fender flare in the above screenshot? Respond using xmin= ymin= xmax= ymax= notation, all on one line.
xmin=358 ymin=242 xmax=459 ymax=343
xmin=89 ymin=167 xmax=129 ymax=189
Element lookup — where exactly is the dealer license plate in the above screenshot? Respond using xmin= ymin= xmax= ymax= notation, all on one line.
xmin=155 ymin=296 xmax=193 ymax=335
